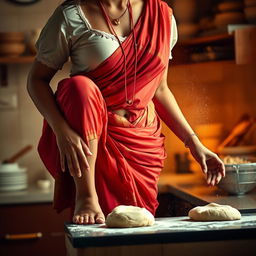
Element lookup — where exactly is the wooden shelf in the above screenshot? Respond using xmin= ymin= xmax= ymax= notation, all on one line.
xmin=171 ymin=59 xmax=236 ymax=67
xmin=179 ymin=33 xmax=234 ymax=47
xmin=0 ymin=55 xmax=35 ymax=64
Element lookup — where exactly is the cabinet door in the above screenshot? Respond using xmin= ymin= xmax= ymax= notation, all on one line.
xmin=0 ymin=203 xmax=70 ymax=256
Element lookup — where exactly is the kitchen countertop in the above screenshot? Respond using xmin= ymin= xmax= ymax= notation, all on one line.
xmin=0 ymin=185 xmax=54 ymax=205
xmin=158 ymin=173 xmax=256 ymax=213
xmin=65 ymin=213 xmax=256 ymax=248
xmin=1 ymin=173 xmax=256 ymax=210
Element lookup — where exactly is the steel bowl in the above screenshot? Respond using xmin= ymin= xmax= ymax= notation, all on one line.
xmin=217 ymin=162 xmax=256 ymax=195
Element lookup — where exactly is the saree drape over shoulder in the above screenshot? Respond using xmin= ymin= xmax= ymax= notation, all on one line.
xmin=37 ymin=0 xmax=172 ymax=217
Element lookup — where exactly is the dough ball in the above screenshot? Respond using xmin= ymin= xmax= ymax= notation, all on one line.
xmin=188 ymin=203 xmax=241 ymax=221
xmin=106 ymin=205 xmax=155 ymax=228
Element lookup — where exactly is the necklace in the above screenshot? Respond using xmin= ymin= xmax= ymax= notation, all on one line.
xmin=98 ymin=0 xmax=138 ymax=106
xmin=103 ymin=1 xmax=129 ymax=26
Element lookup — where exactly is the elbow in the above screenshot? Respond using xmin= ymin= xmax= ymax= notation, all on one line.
xmin=154 ymin=83 xmax=169 ymax=99
xmin=26 ymin=68 xmax=38 ymax=98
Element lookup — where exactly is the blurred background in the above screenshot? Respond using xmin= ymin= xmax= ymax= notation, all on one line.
xmin=0 ymin=0 xmax=256 ymax=185
xmin=0 ymin=1 xmax=256 ymax=255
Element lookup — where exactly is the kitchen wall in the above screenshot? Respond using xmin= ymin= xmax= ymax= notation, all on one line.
xmin=0 ymin=0 xmax=255 ymax=186
xmin=0 ymin=0 xmax=69 ymax=184
xmin=163 ymin=60 xmax=256 ymax=173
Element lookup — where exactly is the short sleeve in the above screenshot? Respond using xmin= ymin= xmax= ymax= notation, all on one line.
xmin=35 ymin=6 xmax=70 ymax=70
xmin=169 ymin=15 xmax=178 ymax=60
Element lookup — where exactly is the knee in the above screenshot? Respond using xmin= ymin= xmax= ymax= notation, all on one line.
xmin=57 ymin=75 xmax=101 ymax=102
xmin=63 ymin=75 xmax=98 ymax=93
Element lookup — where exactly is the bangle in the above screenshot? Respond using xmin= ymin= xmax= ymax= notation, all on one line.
xmin=184 ymin=133 xmax=198 ymax=148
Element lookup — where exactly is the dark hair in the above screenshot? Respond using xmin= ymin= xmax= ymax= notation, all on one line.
xmin=63 ymin=0 xmax=85 ymax=2
xmin=62 ymin=0 xmax=85 ymax=6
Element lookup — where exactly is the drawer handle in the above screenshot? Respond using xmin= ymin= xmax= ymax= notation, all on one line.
xmin=5 ymin=232 xmax=42 ymax=240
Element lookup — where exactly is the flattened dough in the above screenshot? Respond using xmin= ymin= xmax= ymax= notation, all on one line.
xmin=188 ymin=203 xmax=241 ymax=221
xmin=106 ymin=205 xmax=155 ymax=228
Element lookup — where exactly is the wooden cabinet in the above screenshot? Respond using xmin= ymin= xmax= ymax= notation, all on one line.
xmin=0 ymin=203 xmax=69 ymax=256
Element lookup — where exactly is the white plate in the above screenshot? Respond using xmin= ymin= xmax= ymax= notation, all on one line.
xmin=0 ymin=168 xmax=27 ymax=174
xmin=0 ymin=183 xmax=27 ymax=192
xmin=0 ymin=180 xmax=27 ymax=185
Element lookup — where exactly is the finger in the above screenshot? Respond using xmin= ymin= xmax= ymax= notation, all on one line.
xmin=66 ymin=154 xmax=75 ymax=177
xmin=216 ymin=172 xmax=222 ymax=184
xmin=201 ymin=157 xmax=208 ymax=174
xmin=81 ymin=140 xmax=93 ymax=156
xmin=220 ymin=162 xmax=226 ymax=177
xmin=215 ymin=155 xmax=226 ymax=178
xmin=207 ymin=171 xmax=212 ymax=185
xmin=60 ymin=153 xmax=65 ymax=172
xmin=211 ymin=172 xmax=217 ymax=186
xmin=76 ymin=145 xmax=90 ymax=170
xmin=70 ymin=147 xmax=82 ymax=178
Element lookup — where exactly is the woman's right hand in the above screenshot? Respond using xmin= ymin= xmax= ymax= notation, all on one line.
xmin=55 ymin=124 xmax=93 ymax=178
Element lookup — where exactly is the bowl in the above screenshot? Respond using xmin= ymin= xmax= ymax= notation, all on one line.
xmin=217 ymin=162 xmax=256 ymax=195
xmin=0 ymin=42 xmax=25 ymax=56
xmin=0 ymin=163 xmax=22 ymax=172
xmin=0 ymin=32 xmax=24 ymax=43
xmin=244 ymin=6 xmax=256 ymax=23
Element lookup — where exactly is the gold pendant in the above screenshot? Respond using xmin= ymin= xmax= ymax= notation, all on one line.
xmin=113 ymin=19 xmax=120 ymax=25
xmin=126 ymin=99 xmax=133 ymax=105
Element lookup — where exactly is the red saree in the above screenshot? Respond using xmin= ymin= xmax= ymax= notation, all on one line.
xmin=37 ymin=0 xmax=172 ymax=218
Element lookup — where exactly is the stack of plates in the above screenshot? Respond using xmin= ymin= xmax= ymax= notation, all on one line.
xmin=0 ymin=164 xmax=28 ymax=192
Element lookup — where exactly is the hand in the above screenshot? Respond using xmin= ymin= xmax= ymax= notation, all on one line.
xmin=187 ymin=137 xmax=225 ymax=186
xmin=55 ymin=124 xmax=93 ymax=178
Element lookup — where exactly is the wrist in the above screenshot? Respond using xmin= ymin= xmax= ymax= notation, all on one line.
xmin=51 ymin=119 xmax=70 ymax=135
xmin=183 ymin=133 xmax=200 ymax=148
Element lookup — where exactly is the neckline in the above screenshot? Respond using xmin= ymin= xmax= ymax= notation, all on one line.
xmin=76 ymin=0 xmax=147 ymax=40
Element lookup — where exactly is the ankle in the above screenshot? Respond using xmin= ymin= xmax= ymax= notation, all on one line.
xmin=76 ymin=193 xmax=98 ymax=201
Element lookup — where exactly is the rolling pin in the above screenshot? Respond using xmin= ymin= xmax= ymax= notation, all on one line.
xmin=2 ymin=145 xmax=33 ymax=164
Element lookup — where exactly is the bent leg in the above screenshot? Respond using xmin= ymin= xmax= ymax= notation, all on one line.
xmin=38 ymin=75 xmax=107 ymax=224
xmin=56 ymin=76 xmax=107 ymax=224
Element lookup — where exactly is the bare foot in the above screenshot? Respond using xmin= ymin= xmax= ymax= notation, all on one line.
xmin=73 ymin=197 xmax=105 ymax=225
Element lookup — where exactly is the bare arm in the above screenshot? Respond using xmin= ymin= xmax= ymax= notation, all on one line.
xmin=27 ymin=61 xmax=92 ymax=177
xmin=153 ymin=65 xmax=225 ymax=186
xmin=27 ymin=60 xmax=68 ymax=132
xmin=153 ymin=67 xmax=196 ymax=144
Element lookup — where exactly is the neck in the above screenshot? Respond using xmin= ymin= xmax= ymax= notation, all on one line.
xmin=101 ymin=0 xmax=128 ymax=8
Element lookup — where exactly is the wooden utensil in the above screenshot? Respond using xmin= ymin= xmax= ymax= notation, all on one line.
xmin=2 ymin=145 xmax=33 ymax=164
xmin=218 ymin=115 xmax=254 ymax=148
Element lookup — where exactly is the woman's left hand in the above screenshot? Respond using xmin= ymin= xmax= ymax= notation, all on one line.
xmin=187 ymin=136 xmax=225 ymax=186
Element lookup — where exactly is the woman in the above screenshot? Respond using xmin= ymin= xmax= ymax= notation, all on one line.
xmin=27 ymin=0 xmax=225 ymax=225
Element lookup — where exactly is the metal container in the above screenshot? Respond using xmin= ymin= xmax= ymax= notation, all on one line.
xmin=217 ymin=163 xmax=256 ymax=195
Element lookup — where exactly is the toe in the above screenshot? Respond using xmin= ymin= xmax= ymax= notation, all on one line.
xmin=83 ymin=214 xmax=89 ymax=224
xmin=89 ymin=215 xmax=95 ymax=224
xmin=79 ymin=216 xmax=84 ymax=224
xmin=73 ymin=215 xmax=80 ymax=224
xmin=95 ymin=213 xmax=105 ymax=224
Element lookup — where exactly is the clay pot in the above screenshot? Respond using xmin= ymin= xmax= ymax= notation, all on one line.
xmin=173 ymin=0 xmax=197 ymax=23
xmin=0 ymin=32 xmax=24 ymax=43
xmin=0 ymin=42 xmax=25 ymax=56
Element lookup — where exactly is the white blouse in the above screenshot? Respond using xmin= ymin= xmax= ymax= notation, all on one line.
xmin=35 ymin=0 xmax=178 ymax=76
